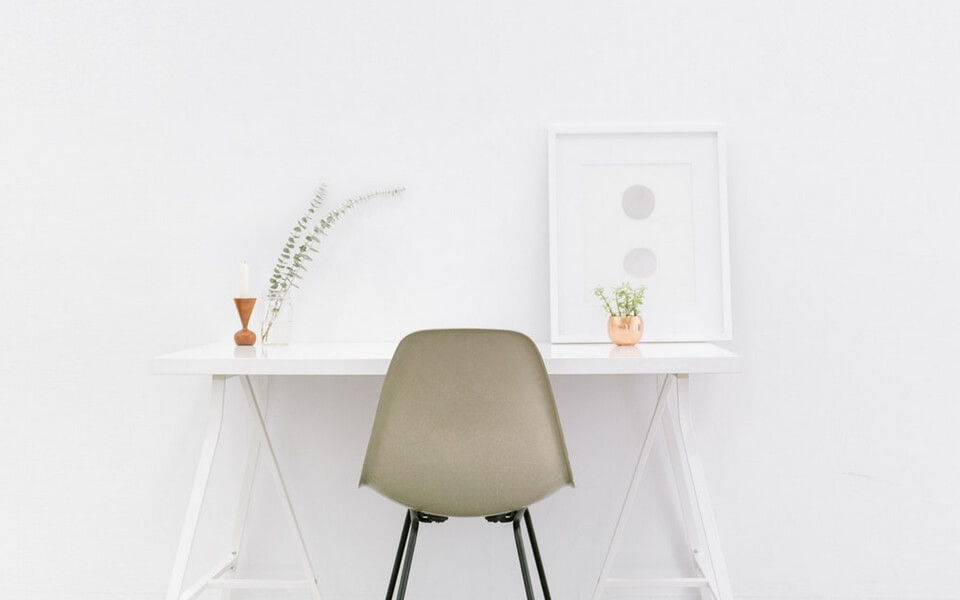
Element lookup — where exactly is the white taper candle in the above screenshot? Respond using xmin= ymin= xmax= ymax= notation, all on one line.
xmin=240 ymin=261 xmax=250 ymax=297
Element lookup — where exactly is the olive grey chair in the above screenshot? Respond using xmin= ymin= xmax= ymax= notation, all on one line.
xmin=360 ymin=329 xmax=574 ymax=600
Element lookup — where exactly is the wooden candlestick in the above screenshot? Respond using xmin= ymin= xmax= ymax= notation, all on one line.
xmin=234 ymin=298 xmax=257 ymax=346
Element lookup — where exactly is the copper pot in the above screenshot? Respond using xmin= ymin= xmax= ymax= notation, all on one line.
xmin=607 ymin=315 xmax=644 ymax=346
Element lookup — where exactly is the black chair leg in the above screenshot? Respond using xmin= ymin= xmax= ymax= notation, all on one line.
xmin=513 ymin=509 xmax=536 ymax=600
xmin=388 ymin=507 xmax=551 ymax=600
xmin=395 ymin=510 xmax=420 ymax=600
xmin=385 ymin=510 xmax=413 ymax=600
xmin=523 ymin=509 xmax=552 ymax=600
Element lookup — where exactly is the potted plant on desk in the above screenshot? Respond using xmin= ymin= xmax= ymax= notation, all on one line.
xmin=595 ymin=282 xmax=646 ymax=346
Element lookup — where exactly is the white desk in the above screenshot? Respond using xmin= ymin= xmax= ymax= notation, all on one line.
xmin=155 ymin=341 xmax=740 ymax=600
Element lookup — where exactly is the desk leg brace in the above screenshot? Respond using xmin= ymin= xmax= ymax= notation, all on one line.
xmin=166 ymin=375 xmax=323 ymax=600
xmin=592 ymin=374 xmax=733 ymax=600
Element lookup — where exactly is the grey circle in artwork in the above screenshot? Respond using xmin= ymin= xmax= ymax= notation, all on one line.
xmin=621 ymin=185 xmax=656 ymax=219
xmin=623 ymin=248 xmax=657 ymax=278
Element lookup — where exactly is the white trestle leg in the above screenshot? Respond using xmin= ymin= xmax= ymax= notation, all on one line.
xmin=167 ymin=376 xmax=228 ymax=600
xmin=592 ymin=375 xmax=673 ymax=600
xmin=167 ymin=375 xmax=323 ymax=600
xmin=220 ymin=376 xmax=267 ymax=600
xmin=672 ymin=374 xmax=733 ymax=600
xmin=592 ymin=374 xmax=733 ymax=600
xmin=239 ymin=375 xmax=323 ymax=600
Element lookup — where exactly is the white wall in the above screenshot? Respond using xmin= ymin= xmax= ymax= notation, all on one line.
xmin=2 ymin=1 xmax=958 ymax=599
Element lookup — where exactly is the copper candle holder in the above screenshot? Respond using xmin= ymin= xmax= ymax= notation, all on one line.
xmin=234 ymin=298 xmax=257 ymax=346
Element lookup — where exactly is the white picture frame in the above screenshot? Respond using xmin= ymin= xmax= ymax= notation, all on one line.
xmin=548 ymin=124 xmax=732 ymax=343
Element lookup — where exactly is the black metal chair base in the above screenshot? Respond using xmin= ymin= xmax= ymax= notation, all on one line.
xmin=385 ymin=507 xmax=552 ymax=600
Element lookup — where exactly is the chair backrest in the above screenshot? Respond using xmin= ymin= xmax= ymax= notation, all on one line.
xmin=360 ymin=329 xmax=574 ymax=517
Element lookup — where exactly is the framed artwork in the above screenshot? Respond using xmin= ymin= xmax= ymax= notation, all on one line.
xmin=548 ymin=124 xmax=731 ymax=343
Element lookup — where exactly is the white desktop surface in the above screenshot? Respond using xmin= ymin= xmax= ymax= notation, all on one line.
xmin=153 ymin=341 xmax=740 ymax=376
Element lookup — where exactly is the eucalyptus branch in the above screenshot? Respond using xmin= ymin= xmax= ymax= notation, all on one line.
xmin=261 ymin=184 xmax=404 ymax=342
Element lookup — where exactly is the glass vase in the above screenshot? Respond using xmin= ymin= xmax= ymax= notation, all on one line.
xmin=260 ymin=291 xmax=293 ymax=345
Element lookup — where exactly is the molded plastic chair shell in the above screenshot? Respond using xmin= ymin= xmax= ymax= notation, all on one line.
xmin=360 ymin=329 xmax=574 ymax=518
